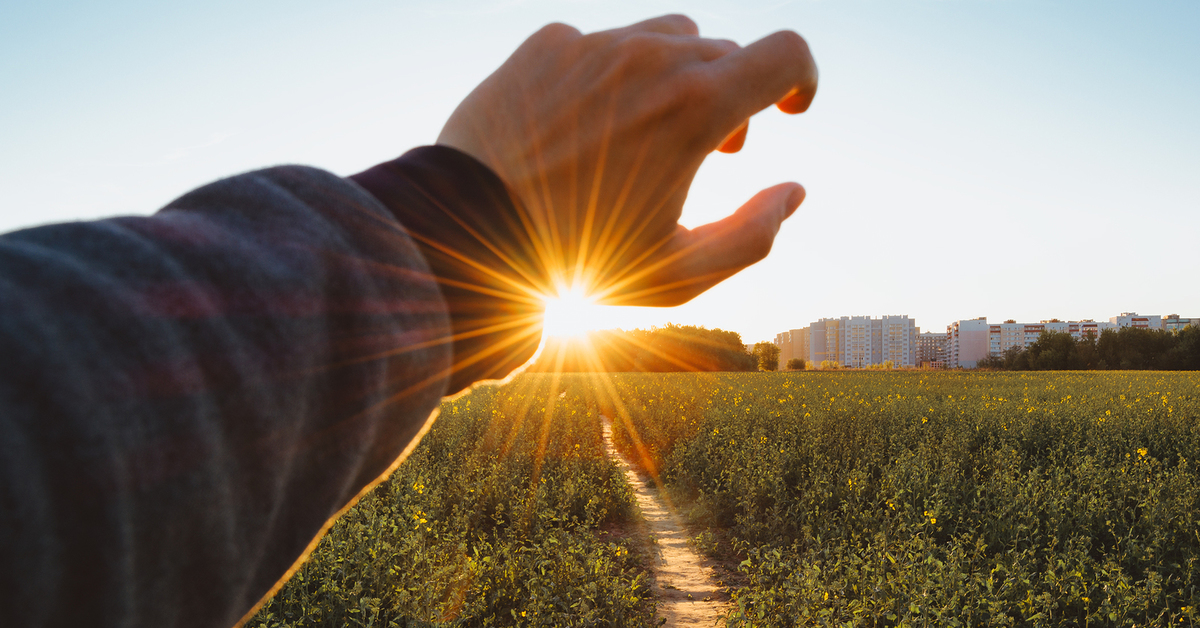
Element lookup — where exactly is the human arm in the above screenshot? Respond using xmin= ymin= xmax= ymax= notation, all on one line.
xmin=0 ymin=165 xmax=464 ymax=628
xmin=0 ymin=13 xmax=818 ymax=628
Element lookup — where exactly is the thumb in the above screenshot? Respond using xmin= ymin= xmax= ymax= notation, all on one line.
xmin=601 ymin=182 xmax=804 ymax=306
xmin=696 ymin=182 xmax=804 ymax=269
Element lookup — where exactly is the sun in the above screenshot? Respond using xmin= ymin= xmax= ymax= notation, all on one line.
xmin=541 ymin=285 xmax=607 ymax=340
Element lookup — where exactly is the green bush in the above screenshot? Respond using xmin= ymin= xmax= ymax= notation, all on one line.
xmin=250 ymin=375 xmax=653 ymax=627
xmin=610 ymin=371 xmax=1200 ymax=626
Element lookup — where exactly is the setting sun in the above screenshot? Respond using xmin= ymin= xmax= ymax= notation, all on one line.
xmin=541 ymin=286 xmax=610 ymax=339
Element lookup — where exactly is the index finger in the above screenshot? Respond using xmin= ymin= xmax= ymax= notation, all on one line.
xmin=710 ymin=30 xmax=818 ymax=123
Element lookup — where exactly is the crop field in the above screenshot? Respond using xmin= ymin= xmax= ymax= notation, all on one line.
xmin=252 ymin=371 xmax=1200 ymax=627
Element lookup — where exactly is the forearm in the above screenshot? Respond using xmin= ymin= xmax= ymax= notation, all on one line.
xmin=0 ymin=165 xmax=453 ymax=628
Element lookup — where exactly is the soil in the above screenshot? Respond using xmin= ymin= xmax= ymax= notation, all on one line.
xmin=602 ymin=420 xmax=731 ymax=627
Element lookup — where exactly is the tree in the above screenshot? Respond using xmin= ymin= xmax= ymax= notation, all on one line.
xmin=976 ymin=345 xmax=1028 ymax=370
xmin=629 ymin=324 xmax=757 ymax=372
xmin=528 ymin=324 xmax=757 ymax=372
xmin=1097 ymin=327 xmax=1179 ymax=370
xmin=785 ymin=357 xmax=806 ymax=370
xmin=1026 ymin=330 xmax=1079 ymax=370
xmin=752 ymin=342 xmax=780 ymax=371
xmin=976 ymin=353 xmax=1005 ymax=369
xmin=1076 ymin=333 xmax=1100 ymax=369
xmin=971 ymin=326 xmax=1200 ymax=372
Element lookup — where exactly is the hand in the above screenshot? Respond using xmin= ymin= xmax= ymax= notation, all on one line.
xmin=437 ymin=14 xmax=817 ymax=306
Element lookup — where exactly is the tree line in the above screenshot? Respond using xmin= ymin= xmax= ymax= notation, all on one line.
xmin=528 ymin=324 xmax=786 ymax=372
xmin=976 ymin=326 xmax=1200 ymax=371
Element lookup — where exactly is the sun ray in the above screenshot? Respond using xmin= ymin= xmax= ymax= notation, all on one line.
xmin=541 ymin=283 xmax=607 ymax=341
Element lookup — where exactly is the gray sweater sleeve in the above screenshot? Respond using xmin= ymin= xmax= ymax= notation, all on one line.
xmin=0 ymin=165 xmax=453 ymax=628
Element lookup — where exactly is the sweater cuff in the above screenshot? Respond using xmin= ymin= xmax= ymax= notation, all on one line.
xmin=350 ymin=146 xmax=545 ymax=393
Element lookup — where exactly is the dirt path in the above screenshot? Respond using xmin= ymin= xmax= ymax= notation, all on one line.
xmin=602 ymin=420 xmax=730 ymax=627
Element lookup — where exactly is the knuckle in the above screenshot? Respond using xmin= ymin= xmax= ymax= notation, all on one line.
xmin=534 ymin=22 xmax=582 ymax=45
xmin=747 ymin=229 xmax=775 ymax=261
xmin=713 ymin=38 xmax=740 ymax=54
xmin=610 ymin=33 xmax=675 ymax=76
xmin=748 ymin=231 xmax=777 ymax=261
xmin=662 ymin=13 xmax=700 ymax=35
xmin=738 ymin=214 xmax=778 ymax=261
xmin=772 ymin=30 xmax=817 ymax=90
xmin=672 ymin=67 xmax=718 ymax=104
xmin=618 ymin=32 xmax=659 ymax=58
xmin=773 ymin=29 xmax=812 ymax=62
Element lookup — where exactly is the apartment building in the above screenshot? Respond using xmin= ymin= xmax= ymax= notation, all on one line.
xmin=773 ymin=328 xmax=810 ymax=365
xmin=917 ymin=332 xmax=948 ymax=367
xmin=986 ymin=319 xmax=1118 ymax=355
xmin=1163 ymin=314 xmax=1199 ymax=332
xmin=1110 ymin=312 xmax=1162 ymax=329
xmin=946 ymin=318 xmax=990 ymax=369
xmin=778 ymin=315 xmax=918 ymax=368
xmin=807 ymin=318 xmax=838 ymax=365
xmin=784 ymin=312 xmax=1196 ymax=371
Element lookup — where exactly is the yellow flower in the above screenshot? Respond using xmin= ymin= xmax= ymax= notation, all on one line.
xmin=1138 ymin=447 xmax=1148 ymax=458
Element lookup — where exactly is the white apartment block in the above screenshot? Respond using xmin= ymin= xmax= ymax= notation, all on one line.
xmin=786 ymin=315 xmax=918 ymax=368
xmin=1110 ymin=312 xmax=1162 ymax=329
xmin=949 ymin=313 xmax=1192 ymax=367
xmin=987 ymin=319 xmax=1118 ymax=355
xmin=782 ymin=312 xmax=1195 ymax=371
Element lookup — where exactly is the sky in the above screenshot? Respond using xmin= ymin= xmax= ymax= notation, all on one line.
xmin=2 ymin=0 xmax=1197 ymax=343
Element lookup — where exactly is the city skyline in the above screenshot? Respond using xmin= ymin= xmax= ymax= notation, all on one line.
xmin=2 ymin=0 xmax=1197 ymax=343
xmin=775 ymin=310 xmax=1195 ymax=369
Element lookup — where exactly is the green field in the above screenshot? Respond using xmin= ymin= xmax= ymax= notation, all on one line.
xmin=252 ymin=371 xmax=1200 ymax=627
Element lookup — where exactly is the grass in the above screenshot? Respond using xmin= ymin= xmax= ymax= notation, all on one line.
xmin=252 ymin=370 xmax=1200 ymax=627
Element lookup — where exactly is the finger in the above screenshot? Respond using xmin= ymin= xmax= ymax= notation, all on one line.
xmin=526 ymin=21 xmax=583 ymax=47
xmin=777 ymin=87 xmax=811 ymax=114
xmin=717 ymin=120 xmax=748 ymax=153
xmin=618 ymin=14 xmax=700 ymax=37
xmin=657 ymin=36 xmax=737 ymax=64
xmin=710 ymin=30 xmax=818 ymax=125
xmin=694 ymin=38 xmax=739 ymax=62
xmin=603 ymin=183 xmax=805 ymax=307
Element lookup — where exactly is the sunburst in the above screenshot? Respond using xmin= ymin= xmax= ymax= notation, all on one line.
xmin=541 ymin=284 xmax=609 ymax=340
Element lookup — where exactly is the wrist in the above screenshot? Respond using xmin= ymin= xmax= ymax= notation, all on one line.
xmin=349 ymin=146 xmax=547 ymax=393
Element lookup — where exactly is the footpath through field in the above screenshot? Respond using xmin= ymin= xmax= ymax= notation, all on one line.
xmin=601 ymin=419 xmax=729 ymax=627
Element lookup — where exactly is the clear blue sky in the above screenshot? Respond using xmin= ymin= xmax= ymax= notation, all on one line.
xmin=2 ymin=0 xmax=1197 ymax=342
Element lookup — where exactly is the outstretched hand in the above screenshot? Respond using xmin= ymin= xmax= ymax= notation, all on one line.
xmin=437 ymin=14 xmax=817 ymax=306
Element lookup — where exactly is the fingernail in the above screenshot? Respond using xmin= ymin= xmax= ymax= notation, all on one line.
xmin=785 ymin=185 xmax=806 ymax=218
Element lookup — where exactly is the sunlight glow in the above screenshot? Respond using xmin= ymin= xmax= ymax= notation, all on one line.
xmin=541 ymin=285 xmax=607 ymax=340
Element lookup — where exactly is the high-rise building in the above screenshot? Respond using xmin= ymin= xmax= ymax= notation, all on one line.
xmin=777 ymin=316 xmax=917 ymax=368
xmin=773 ymin=328 xmax=810 ymax=366
xmin=917 ymin=332 xmax=948 ymax=367
xmin=946 ymin=318 xmax=990 ymax=368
